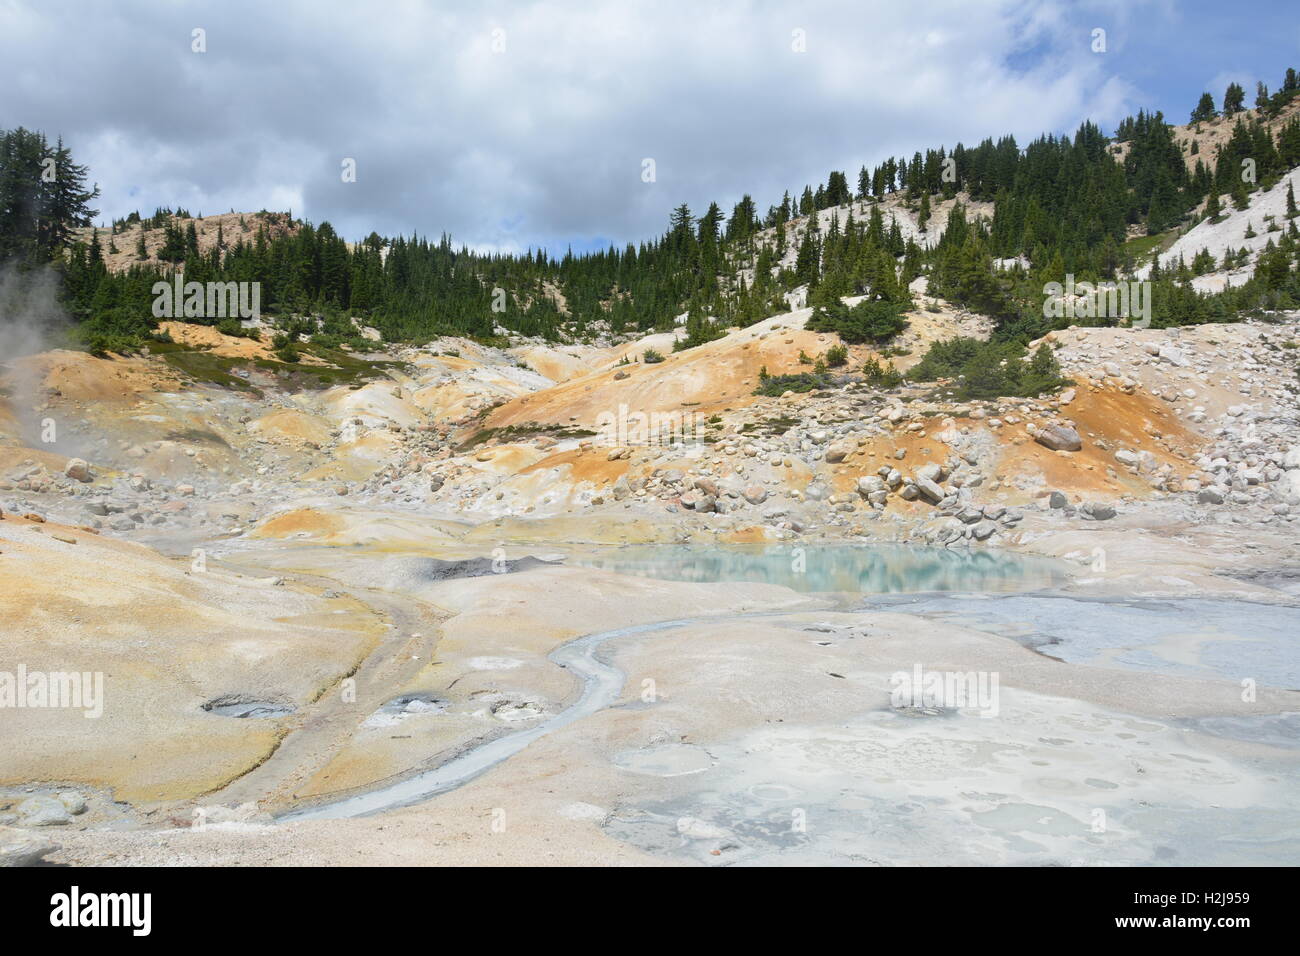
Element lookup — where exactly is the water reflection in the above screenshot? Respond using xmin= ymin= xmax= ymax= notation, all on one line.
xmin=570 ymin=544 xmax=1067 ymax=595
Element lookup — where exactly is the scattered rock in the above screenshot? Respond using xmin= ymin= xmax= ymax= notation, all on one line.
xmin=1035 ymin=424 xmax=1082 ymax=453
xmin=1082 ymin=502 xmax=1116 ymax=520
xmin=824 ymin=441 xmax=854 ymax=463
xmin=914 ymin=476 xmax=945 ymax=504
xmin=0 ymin=827 xmax=60 ymax=867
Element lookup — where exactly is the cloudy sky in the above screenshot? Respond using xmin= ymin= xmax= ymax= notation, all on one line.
xmin=1 ymin=0 xmax=1296 ymax=254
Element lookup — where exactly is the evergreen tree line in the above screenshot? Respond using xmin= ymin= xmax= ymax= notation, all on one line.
xmin=5 ymin=61 xmax=1300 ymax=360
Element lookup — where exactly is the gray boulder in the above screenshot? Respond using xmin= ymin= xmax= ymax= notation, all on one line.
xmin=915 ymin=476 xmax=945 ymax=504
xmin=0 ymin=827 xmax=60 ymax=867
xmin=1035 ymin=424 xmax=1082 ymax=452
xmin=15 ymin=796 xmax=70 ymax=827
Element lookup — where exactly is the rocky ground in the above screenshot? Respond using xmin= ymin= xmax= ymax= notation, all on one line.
xmin=2 ymin=305 xmax=1298 ymax=866
xmin=4 ymin=309 xmax=1297 ymax=553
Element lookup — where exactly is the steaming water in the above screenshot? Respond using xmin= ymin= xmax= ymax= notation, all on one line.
xmin=569 ymin=543 xmax=1068 ymax=594
xmin=0 ymin=264 xmax=74 ymax=449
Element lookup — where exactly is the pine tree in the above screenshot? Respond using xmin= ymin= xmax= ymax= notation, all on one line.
xmin=0 ymin=128 xmax=99 ymax=263
xmin=1204 ymin=191 xmax=1222 ymax=223
xmin=1223 ymin=82 xmax=1246 ymax=115
xmin=1190 ymin=92 xmax=1217 ymax=123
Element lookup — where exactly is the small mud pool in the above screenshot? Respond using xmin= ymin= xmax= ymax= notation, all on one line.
xmin=363 ymin=693 xmax=447 ymax=728
xmin=202 ymin=696 xmax=295 ymax=719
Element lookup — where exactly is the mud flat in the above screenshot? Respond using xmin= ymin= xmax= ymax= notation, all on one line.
xmin=36 ymin=526 xmax=1300 ymax=866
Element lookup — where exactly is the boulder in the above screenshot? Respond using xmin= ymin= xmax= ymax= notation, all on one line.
xmin=914 ymin=476 xmax=945 ymax=504
xmin=56 ymin=791 xmax=87 ymax=815
xmin=856 ymin=476 xmax=886 ymax=496
xmin=1035 ymin=424 xmax=1082 ymax=453
xmin=1277 ymin=471 xmax=1300 ymax=504
xmin=803 ymin=482 xmax=830 ymax=501
xmin=0 ymin=827 xmax=59 ymax=867
xmin=14 ymin=796 xmax=70 ymax=827
xmin=63 ymin=458 xmax=92 ymax=482
xmin=1158 ymin=345 xmax=1189 ymax=367
xmin=824 ymin=441 xmax=854 ymax=463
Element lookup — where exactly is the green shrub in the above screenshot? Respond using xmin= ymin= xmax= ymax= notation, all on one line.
xmin=216 ymin=318 xmax=261 ymax=339
xmin=75 ymin=306 xmax=156 ymax=356
xmin=909 ymin=337 xmax=1068 ymax=400
xmin=806 ymin=298 xmax=909 ymax=344
xmin=861 ymin=356 xmax=904 ymax=387
xmin=825 ymin=344 xmax=848 ymax=367
xmin=907 ymin=337 xmax=986 ymax=380
xmin=643 ymin=348 xmax=665 ymax=364
xmin=753 ymin=372 xmax=832 ymax=396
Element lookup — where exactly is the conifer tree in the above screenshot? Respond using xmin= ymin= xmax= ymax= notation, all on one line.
xmin=1204 ymin=191 xmax=1222 ymax=222
xmin=1223 ymin=82 xmax=1245 ymax=115
xmin=1190 ymin=92 xmax=1217 ymax=123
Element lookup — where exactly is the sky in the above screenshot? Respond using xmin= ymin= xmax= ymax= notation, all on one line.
xmin=1 ymin=0 xmax=1297 ymax=255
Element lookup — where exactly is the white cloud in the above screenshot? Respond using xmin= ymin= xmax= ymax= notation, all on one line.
xmin=0 ymin=0 xmax=1150 ymax=251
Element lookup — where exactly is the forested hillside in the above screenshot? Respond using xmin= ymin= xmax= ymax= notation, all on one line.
xmin=2 ymin=66 xmax=1299 ymax=357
